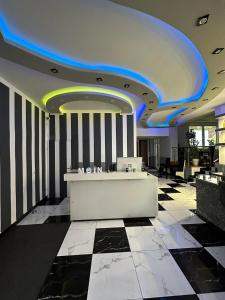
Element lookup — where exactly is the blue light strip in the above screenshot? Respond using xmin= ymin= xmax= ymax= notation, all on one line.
xmin=147 ymin=107 xmax=187 ymax=127
xmin=0 ymin=14 xmax=208 ymax=110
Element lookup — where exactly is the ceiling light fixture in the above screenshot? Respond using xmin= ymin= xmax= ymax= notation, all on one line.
xmin=196 ymin=14 xmax=209 ymax=26
xmin=96 ymin=77 xmax=103 ymax=82
xmin=217 ymin=70 xmax=225 ymax=74
xmin=149 ymin=101 xmax=154 ymax=104
xmin=212 ymin=48 xmax=224 ymax=55
xmin=211 ymin=86 xmax=219 ymax=90
xmin=192 ymin=107 xmax=196 ymax=109
xmin=202 ymin=98 xmax=208 ymax=101
xmin=172 ymin=106 xmax=177 ymax=109
xmin=50 ymin=68 xmax=58 ymax=73
xmin=142 ymin=92 xmax=148 ymax=96
xmin=124 ymin=84 xmax=130 ymax=88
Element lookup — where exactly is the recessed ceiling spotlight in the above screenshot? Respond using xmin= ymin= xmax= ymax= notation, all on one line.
xmin=192 ymin=107 xmax=196 ymax=109
xmin=96 ymin=77 xmax=103 ymax=82
xmin=211 ymin=86 xmax=220 ymax=90
xmin=181 ymin=113 xmax=185 ymax=115
xmin=212 ymin=48 xmax=224 ymax=54
xmin=142 ymin=92 xmax=148 ymax=96
xmin=217 ymin=70 xmax=225 ymax=74
xmin=148 ymin=108 xmax=152 ymax=111
xmin=202 ymin=98 xmax=208 ymax=101
xmin=196 ymin=14 xmax=209 ymax=26
xmin=149 ymin=100 xmax=154 ymax=104
xmin=124 ymin=84 xmax=130 ymax=88
xmin=172 ymin=106 xmax=177 ymax=109
xmin=50 ymin=68 xmax=58 ymax=73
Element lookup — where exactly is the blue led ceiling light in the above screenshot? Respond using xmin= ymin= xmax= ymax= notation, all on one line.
xmin=147 ymin=107 xmax=187 ymax=127
xmin=0 ymin=14 xmax=208 ymax=110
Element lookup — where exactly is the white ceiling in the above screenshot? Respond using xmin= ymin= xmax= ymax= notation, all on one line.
xmin=0 ymin=0 xmax=223 ymax=126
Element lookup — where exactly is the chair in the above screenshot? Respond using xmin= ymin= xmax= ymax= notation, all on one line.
xmin=176 ymin=160 xmax=186 ymax=179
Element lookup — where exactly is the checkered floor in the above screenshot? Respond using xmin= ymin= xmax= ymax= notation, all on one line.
xmin=18 ymin=177 xmax=225 ymax=300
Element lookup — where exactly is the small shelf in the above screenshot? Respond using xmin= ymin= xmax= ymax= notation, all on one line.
xmin=215 ymin=143 xmax=225 ymax=146
xmin=215 ymin=128 xmax=225 ymax=132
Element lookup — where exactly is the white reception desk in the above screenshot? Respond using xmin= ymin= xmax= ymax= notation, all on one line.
xmin=64 ymin=172 xmax=158 ymax=221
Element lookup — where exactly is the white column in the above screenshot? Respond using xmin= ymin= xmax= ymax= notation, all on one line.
xmin=100 ymin=113 xmax=105 ymax=163
xmin=89 ymin=113 xmax=94 ymax=164
xmin=9 ymin=88 xmax=16 ymax=223
xmin=22 ymin=96 xmax=27 ymax=213
xmin=111 ymin=113 xmax=117 ymax=163
xmin=55 ymin=115 xmax=60 ymax=197
xmin=78 ymin=113 xmax=83 ymax=164
xmin=39 ymin=108 xmax=42 ymax=199
xmin=31 ymin=104 xmax=36 ymax=206
xmin=123 ymin=115 xmax=127 ymax=157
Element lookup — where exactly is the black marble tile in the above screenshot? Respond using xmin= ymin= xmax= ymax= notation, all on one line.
xmin=38 ymin=254 xmax=92 ymax=300
xmin=93 ymin=227 xmax=130 ymax=254
xmin=123 ymin=217 xmax=153 ymax=227
xmin=144 ymin=295 xmax=199 ymax=300
xmin=183 ymin=223 xmax=225 ymax=246
xmin=158 ymin=193 xmax=174 ymax=201
xmin=44 ymin=215 xmax=71 ymax=224
xmin=160 ymin=188 xmax=181 ymax=194
xmin=38 ymin=197 xmax=64 ymax=206
xmin=170 ymin=248 xmax=225 ymax=294
xmin=167 ymin=183 xmax=184 ymax=188
xmin=158 ymin=203 xmax=166 ymax=211
xmin=173 ymin=179 xmax=186 ymax=184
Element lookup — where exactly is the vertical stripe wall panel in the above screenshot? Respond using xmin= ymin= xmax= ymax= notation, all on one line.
xmin=0 ymin=79 xmax=48 ymax=233
xmin=94 ymin=113 xmax=101 ymax=167
xmin=82 ymin=113 xmax=90 ymax=169
xmin=105 ymin=113 xmax=112 ymax=170
xmin=26 ymin=100 xmax=32 ymax=210
xmin=14 ymin=93 xmax=23 ymax=219
xmin=35 ymin=107 xmax=40 ymax=204
xmin=0 ymin=83 xmax=11 ymax=231
xmin=116 ymin=113 xmax=123 ymax=158
xmin=55 ymin=115 xmax=60 ymax=197
xmin=127 ymin=115 xmax=134 ymax=157
xmin=59 ymin=114 xmax=67 ymax=198
xmin=49 ymin=115 xmax=55 ymax=198
xmin=71 ymin=113 xmax=79 ymax=169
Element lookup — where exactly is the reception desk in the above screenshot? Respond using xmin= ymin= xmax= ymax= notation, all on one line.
xmin=64 ymin=172 xmax=158 ymax=221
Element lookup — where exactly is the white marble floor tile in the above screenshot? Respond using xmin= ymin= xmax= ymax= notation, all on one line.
xmin=126 ymin=226 xmax=166 ymax=251
xmin=198 ymin=292 xmax=225 ymax=300
xmin=57 ymin=227 xmax=95 ymax=256
xmin=70 ymin=220 xmax=97 ymax=230
xmin=18 ymin=213 xmax=48 ymax=225
xmin=87 ymin=252 xmax=142 ymax=300
xmin=96 ymin=219 xmax=124 ymax=229
xmin=151 ymin=211 xmax=178 ymax=227
xmin=154 ymin=224 xmax=201 ymax=249
xmin=158 ymin=188 xmax=165 ymax=194
xmin=205 ymin=246 xmax=225 ymax=268
xmin=168 ymin=209 xmax=205 ymax=224
xmin=160 ymin=200 xmax=197 ymax=211
xmin=132 ymin=250 xmax=195 ymax=298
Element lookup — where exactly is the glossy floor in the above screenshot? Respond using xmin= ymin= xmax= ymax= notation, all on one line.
xmin=17 ymin=177 xmax=225 ymax=300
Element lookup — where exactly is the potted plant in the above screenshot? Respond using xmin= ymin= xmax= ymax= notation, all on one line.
xmin=208 ymin=139 xmax=215 ymax=166
xmin=191 ymin=142 xmax=200 ymax=166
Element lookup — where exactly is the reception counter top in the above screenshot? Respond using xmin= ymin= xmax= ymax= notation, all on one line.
xmin=64 ymin=171 xmax=149 ymax=182
xmin=65 ymin=171 xmax=158 ymax=221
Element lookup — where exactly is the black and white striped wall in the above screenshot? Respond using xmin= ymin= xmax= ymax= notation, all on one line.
xmin=0 ymin=78 xmax=48 ymax=232
xmin=48 ymin=112 xmax=137 ymax=198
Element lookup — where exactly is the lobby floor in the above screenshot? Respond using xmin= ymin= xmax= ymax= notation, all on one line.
xmin=3 ymin=177 xmax=225 ymax=300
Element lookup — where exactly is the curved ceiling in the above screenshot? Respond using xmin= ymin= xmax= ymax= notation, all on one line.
xmin=0 ymin=0 xmax=214 ymax=127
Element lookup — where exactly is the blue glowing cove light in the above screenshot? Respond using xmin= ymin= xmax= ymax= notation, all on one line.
xmin=0 ymin=14 xmax=208 ymax=109
xmin=147 ymin=107 xmax=187 ymax=127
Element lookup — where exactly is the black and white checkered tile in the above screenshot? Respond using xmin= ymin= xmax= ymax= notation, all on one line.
xmin=19 ymin=178 xmax=225 ymax=300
